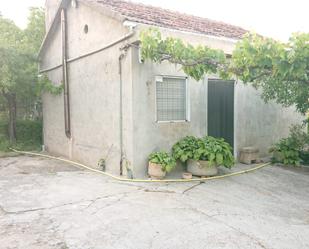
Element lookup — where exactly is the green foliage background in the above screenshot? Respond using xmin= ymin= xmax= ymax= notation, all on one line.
xmin=0 ymin=120 xmax=42 ymax=151
xmin=0 ymin=8 xmax=46 ymax=150
xmin=0 ymin=8 xmax=46 ymax=117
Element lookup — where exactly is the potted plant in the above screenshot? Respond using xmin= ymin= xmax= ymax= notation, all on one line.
xmin=148 ymin=151 xmax=176 ymax=179
xmin=172 ymin=136 xmax=234 ymax=176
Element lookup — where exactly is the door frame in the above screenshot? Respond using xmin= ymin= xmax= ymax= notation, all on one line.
xmin=206 ymin=77 xmax=237 ymax=158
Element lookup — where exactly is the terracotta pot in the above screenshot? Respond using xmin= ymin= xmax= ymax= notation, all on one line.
xmin=148 ymin=162 xmax=166 ymax=179
xmin=187 ymin=159 xmax=218 ymax=176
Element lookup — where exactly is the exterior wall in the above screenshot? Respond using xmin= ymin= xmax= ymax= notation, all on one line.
xmin=40 ymin=3 xmax=134 ymax=174
xmin=41 ymin=16 xmax=69 ymax=157
xmin=131 ymin=27 xmax=304 ymax=177
xmin=130 ymin=27 xmax=237 ymax=178
xmin=235 ymin=83 xmax=304 ymax=157
xmin=42 ymin=68 xmax=69 ymax=157
xmin=131 ymin=48 xmax=207 ymax=178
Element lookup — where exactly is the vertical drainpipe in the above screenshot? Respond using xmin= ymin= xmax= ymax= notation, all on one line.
xmin=119 ymin=53 xmax=125 ymax=175
xmin=61 ymin=8 xmax=71 ymax=138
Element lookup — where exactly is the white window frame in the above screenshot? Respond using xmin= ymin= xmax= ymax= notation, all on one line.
xmin=155 ymin=75 xmax=190 ymax=123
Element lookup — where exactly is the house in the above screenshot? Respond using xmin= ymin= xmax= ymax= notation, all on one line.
xmin=39 ymin=0 xmax=303 ymax=178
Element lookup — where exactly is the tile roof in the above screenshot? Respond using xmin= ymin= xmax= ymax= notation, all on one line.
xmin=82 ymin=0 xmax=248 ymax=39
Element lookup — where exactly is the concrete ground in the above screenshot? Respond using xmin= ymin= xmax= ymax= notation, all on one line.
xmin=0 ymin=156 xmax=309 ymax=249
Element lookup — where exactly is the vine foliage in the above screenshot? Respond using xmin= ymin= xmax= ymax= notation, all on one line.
xmin=140 ymin=29 xmax=309 ymax=114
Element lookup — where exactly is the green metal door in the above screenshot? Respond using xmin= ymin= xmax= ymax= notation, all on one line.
xmin=207 ymin=79 xmax=234 ymax=148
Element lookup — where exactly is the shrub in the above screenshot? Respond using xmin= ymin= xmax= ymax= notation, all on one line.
xmin=201 ymin=136 xmax=234 ymax=168
xmin=300 ymin=151 xmax=309 ymax=165
xmin=16 ymin=120 xmax=42 ymax=145
xmin=171 ymin=136 xmax=201 ymax=163
xmin=289 ymin=125 xmax=309 ymax=150
xmin=148 ymin=151 xmax=176 ymax=173
xmin=172 ymin=135 xmax=234 ymax=169
xmin=0 ymin=119 xmax=42 ymax=151
xmin=0 ymin=135 xmax=10 ymax=152
xmin=270 ymin=124 xmax=309 ymax=166
xmin=270 ymin=138 xmax=301 ymax=166
xmin=0 ymin=119 xmax=7 ymax=135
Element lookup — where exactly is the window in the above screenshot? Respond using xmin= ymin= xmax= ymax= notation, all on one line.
xmin=156 ymin=76 xmax=189 ymax=122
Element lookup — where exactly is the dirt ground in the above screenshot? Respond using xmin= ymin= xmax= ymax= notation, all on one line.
xmin=0 ymin=155 xmax=309 ymax=249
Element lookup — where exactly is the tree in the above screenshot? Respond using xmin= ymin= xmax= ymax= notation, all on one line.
xmin=231 ymin=33 xmax=309 ymax=114
xmin=24 ymin=7 xmax=46 ymax=55
xmin=21 ymin=7 xmax=46 ymax=120
xmin=140 ymin=29 xmax=309 ymax=115
xmin=0 ymin=17 xmax=24 ymax=142
xmin=0 ymin=8 xmax=45 ymax=143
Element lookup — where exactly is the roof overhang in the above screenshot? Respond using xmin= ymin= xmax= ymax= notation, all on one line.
xmin=38 ymin=0 xmax=70 ymax=59
xmin=38 ymin=0 xmax=242 ymax=60
xmin=38 ymin=0 xmax=129 ymax=59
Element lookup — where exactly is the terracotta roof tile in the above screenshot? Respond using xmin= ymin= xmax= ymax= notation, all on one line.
xmin=82 ymin=0 xmax=248 ymax=39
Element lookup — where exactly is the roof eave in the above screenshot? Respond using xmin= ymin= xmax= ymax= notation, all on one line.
xmin=132 ymin=21 xmax=242 ymax=44
xmin=38 ymin=0 xmax=128 ymax=60
xmin=81 ymin=0 xmax=127 ymax=23
xmin=38 ymin=0 xmax=71 ymax=60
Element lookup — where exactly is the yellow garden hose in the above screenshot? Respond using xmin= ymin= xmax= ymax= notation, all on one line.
xmin=10 ymin=148 xmax=271 ymax=183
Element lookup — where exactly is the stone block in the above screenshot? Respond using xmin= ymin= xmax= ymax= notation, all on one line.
xmin=239 ymin=147 xmax=259 ymax=164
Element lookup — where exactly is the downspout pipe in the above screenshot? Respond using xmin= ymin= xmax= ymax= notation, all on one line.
xmin=61 ymin=8 xmax=71 ymax=138
xmin=119 ymin=53 xmax=125 ymax=176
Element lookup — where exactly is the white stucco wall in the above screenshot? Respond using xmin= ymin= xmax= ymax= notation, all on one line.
xmin=131 ymin=52 xmax=207 ymax=178
xmin=40 ymin=3 xmax=134 ymax=175
xmin=41 ymin=21 xmax=69 ymax=158
xmin=234 ymin=83 xmax=304 ymax=157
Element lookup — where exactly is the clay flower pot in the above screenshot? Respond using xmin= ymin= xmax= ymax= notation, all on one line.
xmin=148 ymin=162 xmax=166 ymax=179
xmin=187 ymin=159 xmax=218 ymax=176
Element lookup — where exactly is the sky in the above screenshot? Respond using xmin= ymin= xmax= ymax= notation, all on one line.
xmin=0 ymin=0 xmax=308 ymax=41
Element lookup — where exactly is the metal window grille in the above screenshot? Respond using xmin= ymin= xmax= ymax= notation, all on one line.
xmin=156 ymin=77 xmax=187 ymax=121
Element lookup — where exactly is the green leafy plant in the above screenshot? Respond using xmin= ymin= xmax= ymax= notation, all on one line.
xmin=140 ymin=28 xmax=228 ymax=81
xmin=201 ymin=136 xmax=234 ymax=168
xmin=0 ymin=119 xmax=42 ymax=152
xmin=148 ymin=151 xmax=176 ymax=173
xmin=36 ymin=74 xmax=63 ymax=96
xmin=172 ymin=135 xmax=234 ymax=169
xmin=270 ymin=138 xmax=301 ymax=166
xmin=288 ymin=124 xmax=309 ymax=149
xmin=98 ymin=158 xmax=106 ymax=171
xmin=171 ymin=136 xmax=201 ymax=163
xmin=270 ymin=125 xmax=309 ymax=166
xmin=0 ymin=135 xmax=10 ymax=152
xmin=141 ymin=29 xmax=309 ymax=115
